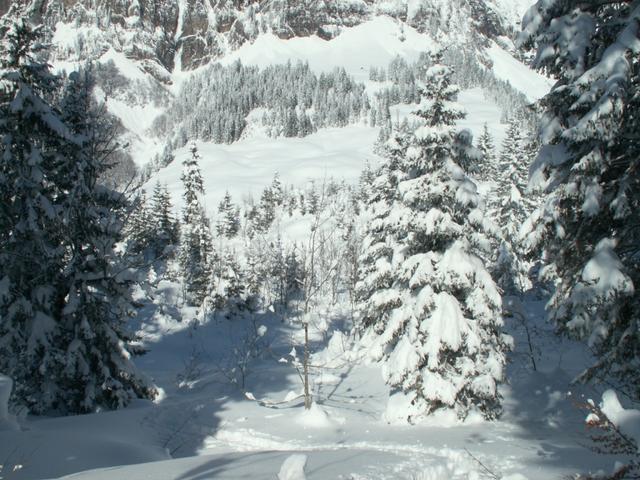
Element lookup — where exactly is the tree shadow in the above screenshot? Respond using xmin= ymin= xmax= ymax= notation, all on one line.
xmin=497 ymin=293 xmax=614 ymax=477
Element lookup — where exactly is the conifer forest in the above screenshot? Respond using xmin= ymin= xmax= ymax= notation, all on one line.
xmin=0 ymin=1 xmax=639 ymax=479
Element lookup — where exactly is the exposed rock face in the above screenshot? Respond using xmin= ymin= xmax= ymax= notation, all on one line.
xmin=5 ymin=0 xmax=514 ymax=77
xmin=0 ymin=0 xmax=10 ymax=17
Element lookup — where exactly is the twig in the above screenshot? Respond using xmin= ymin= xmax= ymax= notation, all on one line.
xmin=464 ymin=448 xmax=500 ymax=480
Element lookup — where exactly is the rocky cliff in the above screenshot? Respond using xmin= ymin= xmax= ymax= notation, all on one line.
xmin=3 ymin=0 xmax=519 ymax=80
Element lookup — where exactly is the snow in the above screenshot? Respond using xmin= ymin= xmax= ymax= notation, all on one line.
xmin=146 ymin=85 xmax=510 ymax=214
xmin=278 ymin=454 xmax=308 ymax=480
xmin=486 ymin=41 xmax=554 ymax=101
xmin=221 ymin=16 xmax=438 ymax=83
xmin=421 ymin=292 xmax=468 ymax=366
xmin=600 ymin=390 xmax=640 ymax=451
xmin=147 ymin=125 xmax=379 ymax=211
xmin=577 ymin=238 xmax=634 ymax=301
xmin=491 ymin=0 xmax=535 ymax=27
xmin=2 ymin=6 xmax=604 ymax=480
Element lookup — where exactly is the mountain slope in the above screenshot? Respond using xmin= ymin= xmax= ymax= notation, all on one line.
xmin=10 ymin=0 xmax=529 ymax=77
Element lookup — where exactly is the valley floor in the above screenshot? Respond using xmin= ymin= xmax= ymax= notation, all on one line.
xmin=0 ymin=288 xmax=608 ymax=480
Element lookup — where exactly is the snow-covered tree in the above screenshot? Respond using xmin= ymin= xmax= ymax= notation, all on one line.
xmin=0 ymin=15 xmax=156 ymax=413
xmin=127 ymin=190 xmax=154 ymax=254
xmin=0 ymin=15 xmax=70 ymax=413
xmin=179 ymin=144 xmax=214 ymax=306
xmin=518 ymin=1 xmax=640 ymax=393
xmin=490 ymin=118 xmax=533 ymax=295
xmin=216 ymin=191 xmax=240 ymax=238
xmin=354 ymin=128 xmax=410 ymax=332
xmin=210 ymin=250 xmax=246 ymax=314
xmin=476 ymin=123 xmax=496 ymax=181
xmin=150 ymin=182 xmax=179 ymax=255
xmin=270 ymin=172 xmax=284 ymax=206
xmin=54 ymin=68 xmax=157 ymax=413
xmin=356 ymin=53 xmax=509 ymax=422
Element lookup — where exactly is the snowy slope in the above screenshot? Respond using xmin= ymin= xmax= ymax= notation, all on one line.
xmin=147 ymin=86 xmax=508 ymax=213
xmin=148 ymin=14 xmax=545 ymax=210
xmin=220 ymin=16 xmax=437 ymax=83
xmin=486 ymin=41 xmax=553 ymax=101
xmin=491 ymin=0 xmax=535 ymax=28
xmin=150 ymin=126 xmax=379 ymax=211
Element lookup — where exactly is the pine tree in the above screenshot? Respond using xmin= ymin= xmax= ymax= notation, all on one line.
xmin=305 ymin=182 xmax=320 ymax=216
xmin=454 ymin=128 xmax=483 ymax=176
xmin=179 ymin=144 xmax=214 ymax=306
xmin=216 ymin=191 xmax=240 ymax=238
xmin=0 ymin=14 xmax=156 ymax=413
xmin=150 ymin=182 xmax=179 ymax=256
xmin=270 ymin=172 xmax=284 ymax=206
xmin=354 ymin=128 xmax=410 ymax=332
xmin=476 ymin=123 xmax=496 ymax=181
xmin=256 ymin=186 xmax=276 ymax=233
xmin=54 ymin=68 xmax=157 ymax=413
xmin=490 ymin=118 xmax=533 ymax=295
xmin=518 ymin=2 xmax=640 ymax=394
xmin=355 ymin=53 xmax=509 ymax=422
xmin=285 ymin=245 xmax=303 ymax=302
xmin=358 ymin=160 xmax=376 ymax=204
xmin=127 ymin=190 xmax=154 ymax=254
xmin=210 ymin=250 xmax=245 ymax=314
xmin=0 ymin=14 xmax=70 ymax=413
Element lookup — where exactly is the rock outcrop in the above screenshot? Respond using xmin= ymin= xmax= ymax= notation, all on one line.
xmin=4 ymin=0 xmax=515 ymax=79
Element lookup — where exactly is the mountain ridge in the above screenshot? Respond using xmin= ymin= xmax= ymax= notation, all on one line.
xmin=4 ymin=0 xmax=531 ymax=80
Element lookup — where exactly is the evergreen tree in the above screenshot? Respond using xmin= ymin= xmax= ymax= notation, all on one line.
xmin=454 ymin=128 xmax=483 ymax=176
xmin=256 ymin=186 xmax=276 ymax=232
xmin=270 ymin=172 xmax=284 ymax=206
xmin=305 ymin=182 xmax=320 ymax=216
xmin=355 ymin=53 xmax=509 ymax=421
xmin=358 ymin=160 xmax=376 ymax=204
xmin=179 ymin=144 xmax=214 ymax=306
xmin=268 ymin=235 xmax=288 ymax=307
xmin=354 ymin=128 xmax=410 ymax=332
xmin=0 ymin=15 xmax=156 ymax=413
xmin=150 ymin=182 xmax=179 ymax=255
xmin=127 ymin=190 xmax=154 ymax=254
xmin=285 ymin=245 xmax=303 ymax=302
xmin=210 ymin=250 xmax=245 ymax=314
xmin=518 ymin=1 xmax=640 ymax=393
xmin=216 ymin=191 xmax=240 ymax=238
xmin=476 ymin=123 xmax=496 ymax=181
xmin=490 ymin=118 xmax=533 ymax=295
xmin=55 ymin=68 xmax=157 ymax=412
xmin=0 ymin=15 xmax=70 ymax=413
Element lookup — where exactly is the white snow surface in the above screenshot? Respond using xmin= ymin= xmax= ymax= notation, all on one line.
xmin=0 ymin=375 xmax=18 ymax=431
xmin=600 ymin=390 xmax=640 ymax=451
xmin=486 ymin=41 xmax=554 ymax=101
xmin=278 ymin=454 xmax=308 ymax=480
xmin=0 ymin=279 xmax=612 ymax=480
xmin=220 ymin=16 xmax=437 ymax=83
xmin=148 ymin=87 xmax=508 ymax=213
